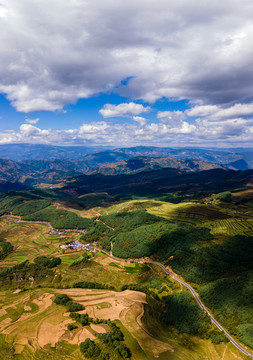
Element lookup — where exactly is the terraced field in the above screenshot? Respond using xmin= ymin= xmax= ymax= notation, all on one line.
xmin=0 ymin=288 xmax=249 ymax=360
xmin=144 ymin=198 xmax=253 ymax=237
xmin=0 ymin=216 xmax=80 ymax=269
xmin=204 ymin=218 xmax=253 ymax=236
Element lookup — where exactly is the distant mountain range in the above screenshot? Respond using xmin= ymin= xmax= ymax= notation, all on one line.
xmin=87 ymin=156 xmax=225 ymax=175
xmin=0 ymin=144 xmax=252 ymax=189
xmin=0 ymin=144 xmax=108 ymax=161
xmin=0 ymin=144 xmax=252 ymax=169
xmin=0 ymin=156 xmax=224 ymax=186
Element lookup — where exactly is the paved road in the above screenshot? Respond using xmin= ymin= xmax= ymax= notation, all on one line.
xmin=92 ymin=247 xmax=253 ymax=359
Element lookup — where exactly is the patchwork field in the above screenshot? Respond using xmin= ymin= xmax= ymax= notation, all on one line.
xmin=0 ymin=288 xmax=249 ymax=360
xmin=0 ymin=215 xmax=82 ymax=270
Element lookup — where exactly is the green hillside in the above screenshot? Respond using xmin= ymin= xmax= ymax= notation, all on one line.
xmin=0 ymin=172 xmax=252 ymax=359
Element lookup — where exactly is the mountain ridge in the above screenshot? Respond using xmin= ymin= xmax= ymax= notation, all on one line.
xmin=87 ymin=156 xmax=225 ymax=175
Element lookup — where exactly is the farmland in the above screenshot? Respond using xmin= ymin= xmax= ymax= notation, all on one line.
xmin=0 ymin=287 xmax=249 ymax=360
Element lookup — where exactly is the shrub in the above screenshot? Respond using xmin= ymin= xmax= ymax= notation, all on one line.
xmin=54 ymin=294 xmax=72 ymax=305
xmin=163 ymin=291 xmax=212 ymax=337
xmin=47 ymin=257 xmax=61 ymax=268
xmin=34 ymin=256 xmax=50 ymax=267
xmin=67 ymin=323 xmax=77 ymax=331
xmin=70 ymin=312 xmax=92 ymax=326
xmin=66 ymin=301 xmax=84 ymax=312
xmin=80 ymin=339 xmax=101 ymax=358
xmin=0 ymin=260 xmax=54 ymax=286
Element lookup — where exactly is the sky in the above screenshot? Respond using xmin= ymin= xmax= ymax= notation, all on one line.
xmin=0 ymin=0 xmax=253 ymax=148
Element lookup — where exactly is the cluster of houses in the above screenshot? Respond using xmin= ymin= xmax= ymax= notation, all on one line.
xmin=60 ymin=241 xmax=85 ymax=250
xmin=60 ymin=241 xmax=97 ymax=253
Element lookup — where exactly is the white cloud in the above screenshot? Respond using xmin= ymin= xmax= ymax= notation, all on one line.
xmin=132 ymin=116 xmax=147 ymax=125
xmin=187 ymin=103 xmax=253 ymax=120
xmin=1 ymin=1 xmax=253 ymax=112
xmin=186 ymin=105 xmax=219 ymax=118
xmin=208 ymin=103 xmax=253 ymax=120
xmin=99 ymin=102 xmax=150 ymax=118
xmin=0 ymin=100 xmax=252 ymax=147
xmin=20 ymin=124 xmax=50 ymax=137
xmin=0 ymin=115 xmax=250 ymax=148
xmin=0 ymin=4 xmax=8 ymax=18
xmin=157 ymin=111 xmax=186 ymax=125
xmin=25 ymin=117 xmax=39 ymax=124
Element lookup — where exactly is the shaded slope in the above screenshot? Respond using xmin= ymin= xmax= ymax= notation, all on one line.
xmin=63 ymin=168 xmax=253 ymax=196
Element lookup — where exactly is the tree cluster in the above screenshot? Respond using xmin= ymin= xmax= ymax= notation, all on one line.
xmin=34 ymin=256 xmax=61 ymax=268
xmin=73 ymin=280 xmax=115 ymax=290
xmin=0 ymin=239 xmax=14 ymax=260
xmin=97 ymin=321 xmax=131 ymax=359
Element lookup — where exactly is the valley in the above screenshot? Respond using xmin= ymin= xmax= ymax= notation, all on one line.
xmin=0 ymin=178 xmax=252 ymax=359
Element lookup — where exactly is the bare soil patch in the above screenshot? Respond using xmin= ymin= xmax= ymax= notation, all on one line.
xmin=13 ymin=289 xmax=21 ymax=294
xmin=90 ymin=323 xmax=108 ymax=333
xmin=38 ymin=320 xmax=70 ymax=348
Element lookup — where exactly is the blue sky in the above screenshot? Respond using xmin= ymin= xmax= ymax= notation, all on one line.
xmin=0 ymin=0 xmax=253 ymax=148
xmin=0 ymin=93 xmax=190 ymax=131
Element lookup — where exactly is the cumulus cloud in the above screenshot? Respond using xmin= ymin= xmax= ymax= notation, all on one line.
xmin=187 ymin=103 xmax=253 ymax=120
xmin=157 ymin=110 xmax=186 ymax=124
xmin=25 ymin=117 xmax=39 ymax=124
xmin=183 ymin=102 xmax=253 ymax=141
xmin=186 ymin=105 xmax=219 ymax=118
xmin=20 ymin=124 xmax=50 ymax=137
xmin=0 ymin=114 xmax=251 ymax=148
xmin=1 ymin=0 xmax=253 ymax=112
xmin=132 ymin=116 xmax=147 ymax=125
xmin=156 ymin=102 xmax=253 ymax=144
xmin=99 ymin=102 xmax=150 ymax=118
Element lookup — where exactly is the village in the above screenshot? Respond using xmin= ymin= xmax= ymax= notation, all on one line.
xmin=60 ymin=239 xmax=98 ymax=254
